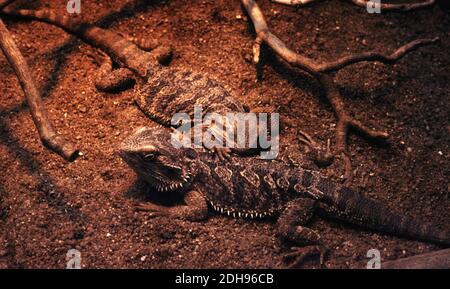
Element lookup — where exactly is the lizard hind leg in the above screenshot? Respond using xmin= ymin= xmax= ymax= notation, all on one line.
xmin=129 ymin=37 xmax=160 ymax=52
xmin=89 ymin=50 xmax=136 ymax=92
xmin=277 ymin=198 xmax=328 ymax=268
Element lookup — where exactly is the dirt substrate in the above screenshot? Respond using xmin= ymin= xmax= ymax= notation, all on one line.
xmin=0 ymin=0 xmax=448 ymax=268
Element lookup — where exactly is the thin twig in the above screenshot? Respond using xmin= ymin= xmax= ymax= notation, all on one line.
xmin=317 ymin=37 xmax=439 ymax=73
xmin=241 ymin=0 xmax=437 ymax=181
xmin=0 ymin=18 xmax=79 ymax=161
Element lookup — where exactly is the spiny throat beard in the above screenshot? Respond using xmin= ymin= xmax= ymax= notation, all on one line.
xmin=150 ymin=168 xmax=192 ymax=193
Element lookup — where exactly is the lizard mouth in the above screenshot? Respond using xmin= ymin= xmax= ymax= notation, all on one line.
xmin=118 ymin=147 xmax=193 ymax=193
xmin=148 ymin=157 xmax=193 ymax=193
xmin=151 ymin=169 xmax=193 ymax=193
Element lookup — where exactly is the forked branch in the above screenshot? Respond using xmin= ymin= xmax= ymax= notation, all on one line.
xmin=241 ymin=0 xmax=437 ymax=180
xmin=0 ymin=18 xmax=79 ymax=161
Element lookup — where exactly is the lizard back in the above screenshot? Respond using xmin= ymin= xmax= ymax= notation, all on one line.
xmin=136 ymin=67 xmax=245 ymax=126
xmin=188 ymin=150 xmax=319 ymax=218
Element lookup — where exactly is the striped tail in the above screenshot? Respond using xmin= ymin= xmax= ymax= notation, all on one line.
xmin=321 ymin=187 xmax=449 ymax=246
xmin=2 ymin=8 xmax=81 ymax=33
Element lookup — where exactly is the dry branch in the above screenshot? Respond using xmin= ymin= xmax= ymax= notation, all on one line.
xmin=349 ymin=0 xmax=436 ymax=12
xmin=382 ymin=249 xmax=450 ymax=269
xmin=272 ymin=0 xmax=437 ymax=11
xmin=0 ymin=0 xmax=15 ymax=10
xmin=0 ymin=18 xmax=79 ymax=161
xmin=317 ymin=38 xmax=439 ymax=73
xmin=272 ymin=0 xmax=319 ymax=5
xmin=241 ymin=0 xmax=437 ymax=180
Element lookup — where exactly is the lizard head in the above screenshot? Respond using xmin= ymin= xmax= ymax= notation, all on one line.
xmin=118 ymin=126 xmax=193 ymax=193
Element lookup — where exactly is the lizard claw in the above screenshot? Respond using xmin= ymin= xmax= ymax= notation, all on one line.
xmin=85 ymin=48 xmax=109 ymax=66
xmin=298 ymin=130 xmax=334 ymax=167
xmin=282 ymin=245 xmax=328 ymax=269
xmin=213 ymin=147 xmax=231 ymax=161
xmin=134 ymin=201 xmax=167 ymax=217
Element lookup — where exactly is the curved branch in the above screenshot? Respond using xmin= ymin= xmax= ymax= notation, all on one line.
xmin=0 ymin=0 xmax=16 ymax=10
xmin=241 ymin=0 xmax=435 ymax=181
xmin=349 ymin=0 xmax=436 ymax=12
xmin=243 ymin=0 xmax=437 ymax=73
xmin=0 ymin=18 xmax=79 ymax=161
xmin=272 ymin=0 xmax=437 ymax=11
xmin=382 ymin=248 xmax=450 ymax=269
xmin=318 ymin=37 xmax=439 ymax=73
xmin=272 ymin=0 xmax=320 ymax=6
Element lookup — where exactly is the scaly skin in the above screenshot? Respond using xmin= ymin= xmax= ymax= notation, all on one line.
xmin=2 ymin=8 xmax=261 ymax=157
xmin=119 ymin=126 xmax=449 ymax=266
xmin=137 ymin=67 xmax=244 ymax=126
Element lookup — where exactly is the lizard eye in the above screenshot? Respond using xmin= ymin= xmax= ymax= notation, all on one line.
xmin=142 ymin=153 xmax=157 ymax=162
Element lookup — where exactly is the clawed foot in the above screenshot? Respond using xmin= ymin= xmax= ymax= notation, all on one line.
xmin=213 ymin=147 xmax=231 ymax=161
xmin=85 ymin=49 xmax=109 ymax=65
xmin=282 ymin=245 xmax=328 ymax=268
xmin=134 ymin=201 xmax=168 ymax=218
xmin=298 ymin=130 xmax=334 ymax=167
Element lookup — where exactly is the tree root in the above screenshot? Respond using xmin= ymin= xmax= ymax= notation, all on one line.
xmin=241 ymin=0 xmax=437 ymax=181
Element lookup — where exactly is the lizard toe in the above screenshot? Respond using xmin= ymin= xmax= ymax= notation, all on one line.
xmin=282 ymin=245 xmax=328 ymax=269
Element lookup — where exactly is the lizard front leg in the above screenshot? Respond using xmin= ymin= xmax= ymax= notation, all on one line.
xmin=124 ymin=35 xmax=173 ymax=65
xmin=89 ymin=50 xmax=136 ymax=92
xmin=135 ymin=190 xmax=208 ymax=222
xmin=201 ymin=118 xmax=265 ymax=160
xmin=277 ymin=198 xmax=328 ymax=268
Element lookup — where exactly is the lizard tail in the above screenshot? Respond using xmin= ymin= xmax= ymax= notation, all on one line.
xmin=1 ymin=8 xmax=79 ymax=32
xmin=321 ymin=187 xmax=449 ymax=246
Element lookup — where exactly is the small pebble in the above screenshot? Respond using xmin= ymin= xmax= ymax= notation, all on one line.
xmin=78 ymin=105 xmax=87 ymax=113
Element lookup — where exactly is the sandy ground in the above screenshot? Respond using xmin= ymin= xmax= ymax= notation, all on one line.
xmin=0 ymin=0 xmax=448 ymax=268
